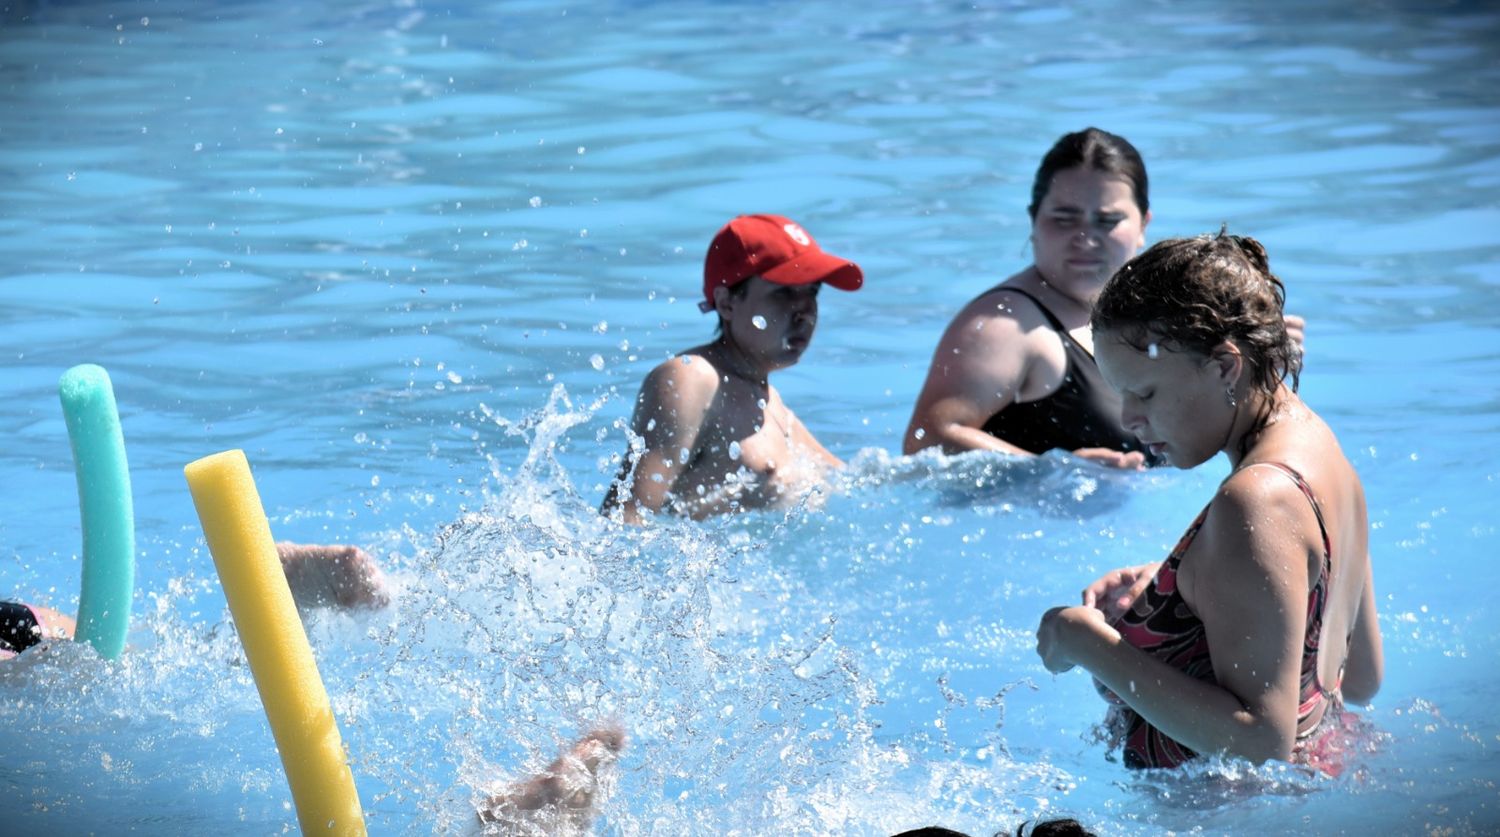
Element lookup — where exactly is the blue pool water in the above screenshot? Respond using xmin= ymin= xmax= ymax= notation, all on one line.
xmin=3 ymin=1 xmax=1498 ymax=833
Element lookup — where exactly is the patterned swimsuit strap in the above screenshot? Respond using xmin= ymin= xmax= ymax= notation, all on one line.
xmin=1238 ymin=462 xmax=1331 ymax=557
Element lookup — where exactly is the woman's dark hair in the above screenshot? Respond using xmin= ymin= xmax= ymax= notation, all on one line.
xmin=1028 ymin=127 xmax=1149 ymax=221
xmin=1091 ymin=229 xmax=1301 ymax=452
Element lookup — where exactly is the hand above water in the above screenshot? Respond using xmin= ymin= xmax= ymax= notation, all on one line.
xmin=1285 ymin=313 xmax=1306 ymax=355
xmin=1036 ymin=605 xmax=1118 ymax=674
xmin=276 ymin=542 xmax=391 ymax=610
xmin=1080 ymin=562 xmax=1161 ymax=622
xmin=1071 ymin=447 xmax=1147 ymax=470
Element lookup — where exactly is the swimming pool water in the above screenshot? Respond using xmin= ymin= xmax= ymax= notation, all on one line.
xmin=2 ymin=0 xmax=1498 ymax=834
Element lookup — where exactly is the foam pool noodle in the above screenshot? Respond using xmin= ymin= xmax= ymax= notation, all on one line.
xmin=58 ymin=363 xmax=135 ymax=660
xmin=184 ymin=450 xmax=366 ymax=835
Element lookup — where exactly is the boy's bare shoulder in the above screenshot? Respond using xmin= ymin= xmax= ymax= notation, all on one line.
xmin=638 ymin=349 xmax=723 ymax=406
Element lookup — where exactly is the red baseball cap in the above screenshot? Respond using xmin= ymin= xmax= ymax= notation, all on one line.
xmin=699 ymin=214 xmax=864 ymax=313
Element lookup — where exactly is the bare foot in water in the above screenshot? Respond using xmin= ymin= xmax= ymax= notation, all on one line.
xmin=275 ymin=542 xmax=391 ymax=610
xmin=477 ymin=726 xmax=626 ymax=833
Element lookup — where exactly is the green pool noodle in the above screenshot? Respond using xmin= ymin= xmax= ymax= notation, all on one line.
xmin=58 ymin=364 xmax=135 ymax=659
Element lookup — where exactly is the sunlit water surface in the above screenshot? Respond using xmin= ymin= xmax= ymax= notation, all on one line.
xmin=2 ymin=1 xmax=1498 ymax=834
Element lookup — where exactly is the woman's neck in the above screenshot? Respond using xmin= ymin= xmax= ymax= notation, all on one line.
xmin=1224 ymin=385 xmax=1294 ymax=470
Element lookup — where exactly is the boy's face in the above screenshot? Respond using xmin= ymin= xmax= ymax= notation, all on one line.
xmin=719 ymin=276 xmax=821 ymax=370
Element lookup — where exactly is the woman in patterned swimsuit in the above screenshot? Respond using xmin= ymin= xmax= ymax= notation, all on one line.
xmin=1034 ymin=230 xmax=1384 ymax=769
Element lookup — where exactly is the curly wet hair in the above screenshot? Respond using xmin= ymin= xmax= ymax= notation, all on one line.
xmin=1090 ymin=227 xmax=1301 ymax=400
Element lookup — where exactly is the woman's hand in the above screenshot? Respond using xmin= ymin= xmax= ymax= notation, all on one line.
xmin=1036 ymin=605 xmax=1118 ymax=674
xmin=1080 ymin=562 xmax=1160 ymax=622
xmin=1071 ymin=447 xmax=1147 ymax=470
xmin=1284 ymin=313 xmax=1306 ymax=354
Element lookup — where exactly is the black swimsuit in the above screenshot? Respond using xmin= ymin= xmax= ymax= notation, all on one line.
xmin=1 ymin=601 xmax=42 ymax=655
xmin=980 ymin=287 xmax=1145 ymax=457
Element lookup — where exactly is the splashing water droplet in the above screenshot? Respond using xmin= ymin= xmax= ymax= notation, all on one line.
xmin=678 ymin=447 xmax=690 ymax=464
xmin=728 ymin=440 xmax=742 ymax=460
xmin=589 ymin=354 xmax=605 ymax=371
xmin=751 ymin=315 xmax=767 ymax=330
xmin=913 ymin=428 xmax=926 ymax=440
xmin=1147 ymin=342 xmax=1159 ymax=359
xmin=529 ymin=196 xmax=542 ymax=208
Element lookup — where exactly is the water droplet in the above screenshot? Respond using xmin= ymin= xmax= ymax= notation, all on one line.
xmin=751 ymin=315 xmax=767 ymax=330
xmin=370 ymin=475 xmax=380 ymax=487
xmin=529 ymin=196 xmax=542 ymax=208
xmin=678 ymin=447 xmax=690 ymax=464
xmin=446 ymin=370 xmax=462 ymax=384
xmin=576 ymin=146 xmax=586 ymax=154
xmin=914 ymin=428 xmax=926 ymax=440
xmin=728 ymin=441 xmax=742 ymax=460
xmin=589 ymin=354 xmax=605 ymax=371
xmin=1147 ymin=342 xmax=1159 ymax=359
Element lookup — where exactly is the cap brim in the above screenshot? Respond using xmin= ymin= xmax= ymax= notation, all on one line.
xmin=760 ymin=250 xmax=864 ymax=292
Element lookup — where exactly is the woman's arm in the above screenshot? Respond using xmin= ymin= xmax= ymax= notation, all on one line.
xmin=1039 ymin=473 xmax=1317 ymax=763
xmin=904 ymin=299 xmax=1036 ymax=456
xmin=1341 ymin=566 xmax=1383 ymax=705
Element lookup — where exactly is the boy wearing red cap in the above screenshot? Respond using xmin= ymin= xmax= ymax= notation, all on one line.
xmin=601 ymin=214 xmax=863 ymax=523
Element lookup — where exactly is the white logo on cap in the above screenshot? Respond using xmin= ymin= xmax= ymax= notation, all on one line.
xmin=783 ymin=223 xmax=811 ymax=246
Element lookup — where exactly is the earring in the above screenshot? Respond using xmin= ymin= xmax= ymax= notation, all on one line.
xmin=1225 ymin=387 xmax=1237 ymax=409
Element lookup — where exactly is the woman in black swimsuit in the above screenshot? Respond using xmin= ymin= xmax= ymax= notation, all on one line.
xmin=904 ymin=128 xmax=1155 ymax=468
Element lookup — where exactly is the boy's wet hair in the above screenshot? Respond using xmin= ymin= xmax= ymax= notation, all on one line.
xmin=712 ymin=278 xmax=753 ymax=337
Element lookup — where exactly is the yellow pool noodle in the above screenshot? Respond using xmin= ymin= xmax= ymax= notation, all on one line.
xmin=184 ymin=450 xmax=366 ymax=836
